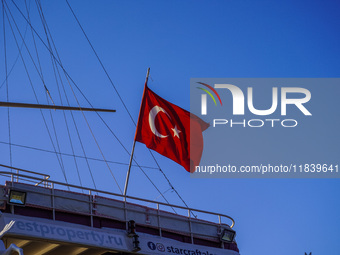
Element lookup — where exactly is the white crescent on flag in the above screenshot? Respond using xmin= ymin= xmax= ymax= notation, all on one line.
xmin=148 ymin=106 xmax=182 ymax=139
xmin=148 ymin=106 xmax=170 ymax=138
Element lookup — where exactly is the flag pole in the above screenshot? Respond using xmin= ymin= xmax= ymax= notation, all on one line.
xmin=123 ymin=67 xmax=150 ymax=197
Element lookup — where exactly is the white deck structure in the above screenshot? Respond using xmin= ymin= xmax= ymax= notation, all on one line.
xmin=0 ymin=169 xmax=239 ymax=255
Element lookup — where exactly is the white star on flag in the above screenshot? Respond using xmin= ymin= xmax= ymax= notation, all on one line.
xmin=171 ymin=125 xmax=181 ymax=138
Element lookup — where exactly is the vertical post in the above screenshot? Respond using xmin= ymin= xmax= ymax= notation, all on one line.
xmin=157 ymin=203 xmax=162 ymax=237
xmin=123 ymin=68 xmax=150 ymax=198
xmin=124 ymin=199 xmax=128 ymax=230
xmin=51 ymin=183 xmax=55 ymax=221
xmin=188 ymin=209 xmax=194 ymax=244
xmin=89 ymin=190 xmax=93 ymax=227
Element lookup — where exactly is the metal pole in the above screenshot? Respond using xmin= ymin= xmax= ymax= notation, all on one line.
xmin=0 ymin=101 xmax=115 ymax=112
xmin=123 ymin=68 xmax=150 ymax=197
xmin=123 ymin=140 xmax=137 ymax=198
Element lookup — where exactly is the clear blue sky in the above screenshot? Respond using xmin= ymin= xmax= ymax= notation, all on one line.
xmin=0 ymin=1 xmax=339 ymax=255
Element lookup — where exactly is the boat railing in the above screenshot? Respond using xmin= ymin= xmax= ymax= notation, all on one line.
xmin=0 ymin=164 xmax=50 ymax=187
xmin=0 ymin=169 xmax=235 ymax=246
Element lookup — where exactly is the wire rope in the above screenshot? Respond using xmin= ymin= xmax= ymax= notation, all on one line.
xmin=65 ymin=0 xmax=192 ymax=212
xmin=9 ymin=0 xmax=185 ymax=210
xmin=0 ymin=140 xmax=159 ymax=169
xmin=33 ymin=0 xmax=122 ymax=193
xmin=34 ymin=0 xmax=83 ymax=188
xmin=1 ymin=0 xmax=12 ymax=169
xmin=3 ymin=1 xmax=69 ymax=184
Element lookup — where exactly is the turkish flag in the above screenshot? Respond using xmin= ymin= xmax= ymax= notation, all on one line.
xmin=135 ymin=86 xmax=209 ymax=173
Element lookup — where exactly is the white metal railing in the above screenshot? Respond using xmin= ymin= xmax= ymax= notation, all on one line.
xmin=0 ymin=164 xmax=50 ymax=188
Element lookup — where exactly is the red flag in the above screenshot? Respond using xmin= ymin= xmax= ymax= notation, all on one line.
xmin=135 ymin=86 xmax=209 ymax=172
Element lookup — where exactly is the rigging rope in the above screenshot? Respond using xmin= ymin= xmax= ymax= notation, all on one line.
xmin=0 ymin=0 xmax=30 ymax=91
xmin=8 ymin=0 xmax=151 ymax=197
xmin=4 ymin=0 xmax=113 ymax=192
xmin=0 ymin=140 xmax=158 ymax=169
xmin=34 ymin=0 xmax=95 ymax=190
xmin=3 ymin=1 xmax=69 ymax=185
xmin=65 ymin=0 xmax=193 ymax=212
xmin=33 ymin=0 xmax=122 ymax=194
xmin=65 ymin=0 xmax=137 ymax=126
xmin=8 ymin=0 xmax=187 ymax=212
xmin=23 ymin=0 xmax=70 ymax=188
xmin=1 ymin=0 xmax=12 ymax=169
xmin=34 ymin=0 xmax=83 ymax=188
